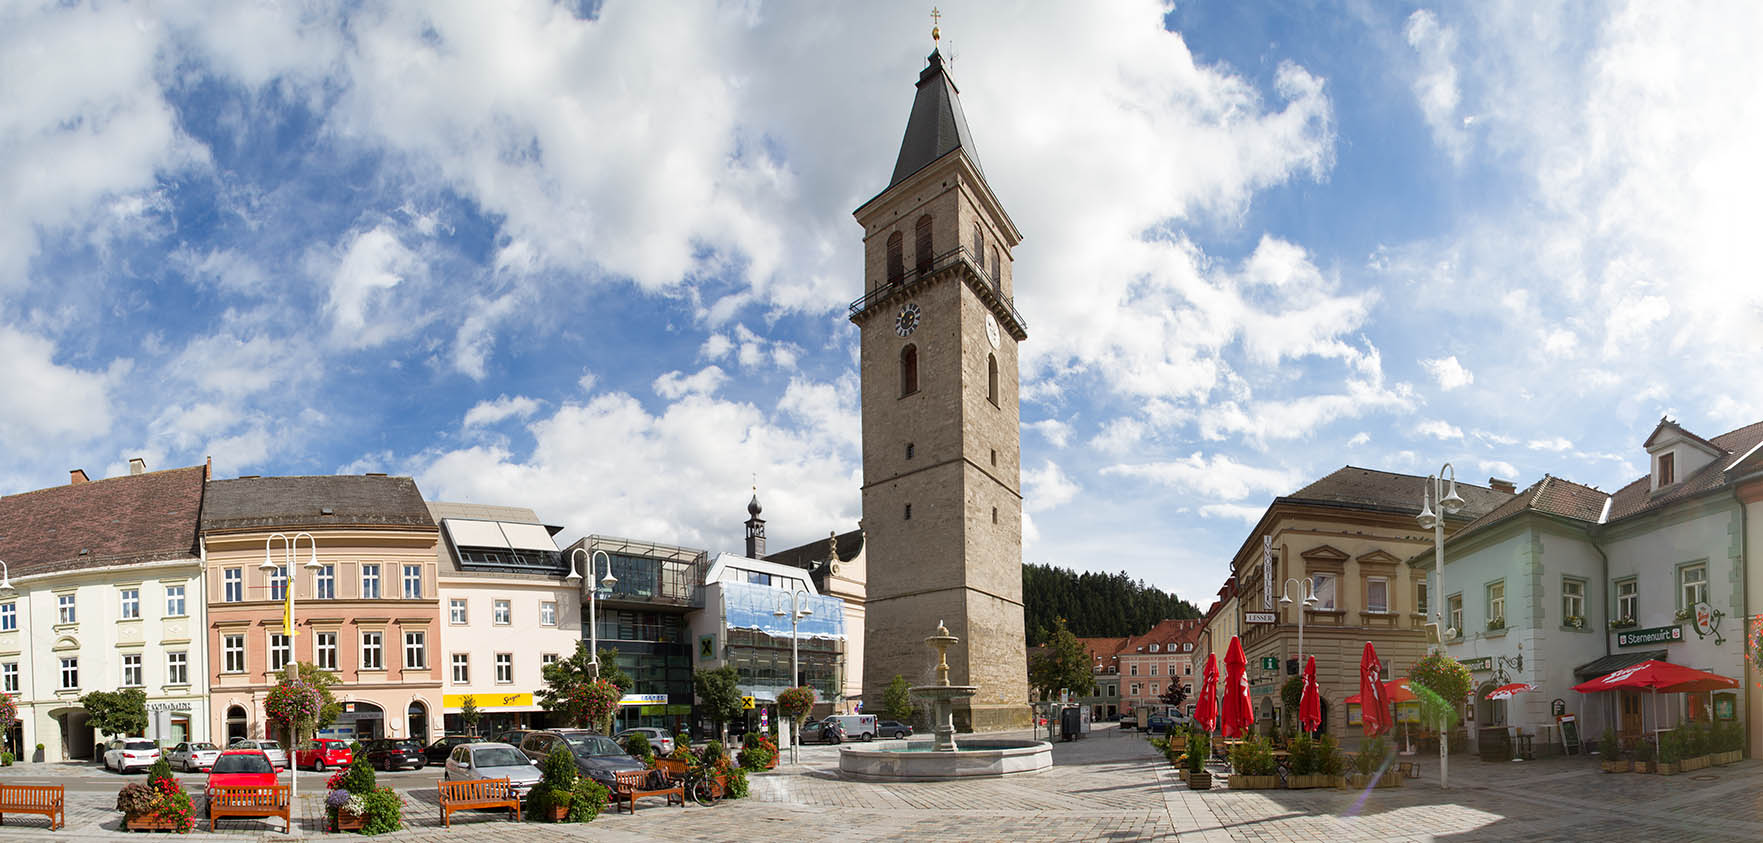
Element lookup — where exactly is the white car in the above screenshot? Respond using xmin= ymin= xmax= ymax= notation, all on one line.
xmin=614 ymin=727 xmax=676 ymax=756
xmin=443 ymin=742 xmax=542 ymax=797
xmin=229 ymin=739 xmax=289 ymax=770
xmin=103 ymin=738 xmax=162 ymax=773
xmin=168 ymin=741 xmax=221 ymax=772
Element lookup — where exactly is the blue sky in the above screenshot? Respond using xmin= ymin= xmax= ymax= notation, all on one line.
xmin=4 ymin=1 xmax=1760 ymax=608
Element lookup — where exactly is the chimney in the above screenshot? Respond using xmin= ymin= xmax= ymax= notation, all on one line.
xmin=1489 ymin=477 xmax=1516 ymax=495
xmin=70 ymin=469 xmax=89 ymax=484
xmin=129 ymin=458 xmax=147 ymax=475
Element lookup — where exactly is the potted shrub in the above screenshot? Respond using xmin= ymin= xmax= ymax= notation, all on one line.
xmin=1681 ymin=725 xmax=1707 ymax=771
xmin=1186 ymin=731 xmax=1211 ymax=790
xmin=738 ymin=732 xmax=778 ymax=772
xmin=529 ymin=746 xmax=580 ymax=822
xmin=1317 ymin=734 xmax=1345 ymax=786
xmin=326 ymin=756 xmax=382 ymax=832
xmin=116 ymin=760 xmax=195 ymax=832
xmin=1631 ymin=736 xmax=1655 ymax=773
xmin=1227 ymin=735 xmax=1278 ymax=789
xmin=1656 ymin=730 xmax=1681 ymax=776
xmin=1348 ymin=736 xmax=1400 ymax=788
xmin=1599 ymin=729 xmax=1629 ymax=773
xmin=1285 ymin=733 xmax=1331 ymax=789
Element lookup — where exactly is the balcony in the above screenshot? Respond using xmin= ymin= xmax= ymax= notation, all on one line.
xmin=849 ymin=245 xmax=1028 ymax=339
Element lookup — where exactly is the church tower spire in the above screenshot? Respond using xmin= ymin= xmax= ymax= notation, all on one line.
xmin=744 ymin=487 xmax=766 ymax=558
xmin=849 ymin=39 xmax=1030 ymax=732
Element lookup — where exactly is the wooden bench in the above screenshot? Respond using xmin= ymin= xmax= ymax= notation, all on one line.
xmin=438 ymin=778 xmax=521 ymax=828
xmin=208 ymin=785 xmax=291 ymax=833
xmin=0 ymin=784 xmax=65 ymax=830
xmin=612 ymin=768 xmax=683 ymax=813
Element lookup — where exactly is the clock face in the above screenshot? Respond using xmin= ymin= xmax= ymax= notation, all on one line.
xmin=985 ymin=312 xmax=1001 ymax=349
xmin=896 ymin=302 xmax=922 ymax=337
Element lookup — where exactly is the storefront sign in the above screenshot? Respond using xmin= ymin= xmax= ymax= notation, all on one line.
xmin=148 ymin=702 xmax=193 ymax=712
xmin=1263 ymin=536 xmax=1273 ymax=610
xmin=1259 ymin=656 xmax=1279 ymax=671
xmin=1715 ymin=694 xmax=1737 ymax=721
xmin=618 ymin=693 xmax=668 ymax=706
xmin=1617 ymin=625 xmax=1684 ymax=648
xmin=699 ymin=634 xmax=717 ymax=661
xmin=1691 ymin=602 xmax=1726 ymax=645
xmin=443 ymin=693 xmax=534 ymax=709
xmin=1461 ymin=656 xmax=1493 ymax=673
xmin=1244 ymin=611 xmax=1276 ymax=624
xmin=1249 ymin=682 xmax=1273 ymax=698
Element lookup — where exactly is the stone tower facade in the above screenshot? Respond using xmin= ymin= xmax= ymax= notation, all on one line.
xmin=851 ymin=48 xmax=1031 ymax=731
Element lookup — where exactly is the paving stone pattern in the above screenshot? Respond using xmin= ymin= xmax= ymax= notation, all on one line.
xmin=3 ymin=726 xmax=1761 ymax=841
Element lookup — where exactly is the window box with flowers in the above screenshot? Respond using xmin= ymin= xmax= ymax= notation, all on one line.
xmin=1609 ymin=616 xmax=1638 ymax=629
xmin=1674 ymin=608 xmax=1694 ymax=622
xmin=1486 ymin=618 xmax=1506 ymax=632
xmin=1564 ymin=616 xmax=1586 ymax=630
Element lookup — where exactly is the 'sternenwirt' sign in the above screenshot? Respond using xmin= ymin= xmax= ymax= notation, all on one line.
xmin=1617 ymin=625 xmax=1683 ymax=648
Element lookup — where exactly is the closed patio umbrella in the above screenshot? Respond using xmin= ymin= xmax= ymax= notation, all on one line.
xmin=1221 ymin=636 xmax=1254 ymax=738
xmin=1359 ymin=642 xmax=1390 ymax=737
xmin=1194 ymin=653 xmax=1219 ymax=733
xmin=1299 ymin=655 xmax=1322 ymax=735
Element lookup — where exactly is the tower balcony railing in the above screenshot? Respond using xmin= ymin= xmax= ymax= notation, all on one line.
xmin=848 ymin=245 xmax=1028 ymax=337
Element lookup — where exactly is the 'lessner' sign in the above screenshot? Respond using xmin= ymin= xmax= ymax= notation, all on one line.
xmin=1617 ymin=625 xmax=1683 ymax=648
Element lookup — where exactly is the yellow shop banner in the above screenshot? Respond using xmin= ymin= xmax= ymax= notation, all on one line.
xmin=444 ymin=692 xmax=534 ymax=709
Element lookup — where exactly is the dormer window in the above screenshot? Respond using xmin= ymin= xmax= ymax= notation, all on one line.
xmin=1657 ymin=452 xmax=1675 ymax=487
xmin=1149 ymin=643 xmax=1159 ymax=653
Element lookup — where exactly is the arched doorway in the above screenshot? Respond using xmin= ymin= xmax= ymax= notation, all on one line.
xmin=407 ymin=701 xmax=429 ymax=744
xmin=50 ymin=708 xmax=95 ymax=760
xmin=225 ymin=705 xmax=248 ymax=745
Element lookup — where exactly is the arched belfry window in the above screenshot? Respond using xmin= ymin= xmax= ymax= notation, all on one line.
xmin=915 ymin=215 xmax=934 ymax=274
xmin=886 ymin=231 xmax=904 ymax=283
xmin=990 ymin=246 xmax=1001 ymax=289
xmin=900 ymin=344 xmax=919 ymax=396
xmin=987 ymin=353 xmax=999 ymax=406
xmin=972 ymin=222 xmax=984 ymax=259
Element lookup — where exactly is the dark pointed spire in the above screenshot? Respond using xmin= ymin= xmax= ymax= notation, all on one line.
xmin=889 ymin=48 xmax=985 ymax=189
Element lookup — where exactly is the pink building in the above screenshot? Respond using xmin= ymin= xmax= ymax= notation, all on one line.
xmin=1117 ymin=619 xmax=1202 ymax=718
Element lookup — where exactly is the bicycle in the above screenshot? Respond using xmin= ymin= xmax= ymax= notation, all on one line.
xmin=682 ymin=762 xmax=721 ymax=806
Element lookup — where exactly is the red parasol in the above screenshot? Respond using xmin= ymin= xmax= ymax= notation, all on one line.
xmin=1194 ymin=653 xmax=1219 ymax=732
xmin=1359 ymin=641 xmax=1390 ymax=736
xmin=1570 ymin=660 xmax=1737 ymax=694
xmin=1299 ymin=655 xmax=1322 ymax=734
xmin=1486 ymin=682 xmax=1536 ymax=701
xmin=1221 ymin=636 xmax=1255 ymax=738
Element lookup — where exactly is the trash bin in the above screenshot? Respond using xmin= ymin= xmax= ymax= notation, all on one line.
xmin=1060 ymin=706 xmax=1081 ymax=742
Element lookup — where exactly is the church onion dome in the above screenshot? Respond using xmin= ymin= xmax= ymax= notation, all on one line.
xmin=747 ymin=493 xmax=763 ymax=518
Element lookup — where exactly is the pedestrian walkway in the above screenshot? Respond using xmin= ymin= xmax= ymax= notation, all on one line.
xmin=3 ymin=725 xmax=1760 ymax=840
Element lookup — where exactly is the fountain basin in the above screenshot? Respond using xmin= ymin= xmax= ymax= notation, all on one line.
xmin=838 ymin=739 xmax=1053 ymax=781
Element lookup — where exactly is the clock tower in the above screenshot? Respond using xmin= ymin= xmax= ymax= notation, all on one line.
xmin=851 ymin=46 xmax=1030 ymax=731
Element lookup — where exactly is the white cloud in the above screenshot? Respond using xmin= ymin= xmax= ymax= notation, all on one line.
xmin=1199 ymin=503 xmax=1266 ymax=524
xmin=1346 ymin=432 xmax=1370 ymax=446
xmin=653 ymin=366 xmax=730 ymax=400
xmin=700 ymin=333 xmax=733 ymax=361
xmin=322 ymin=225 xmax=425 ymax=349
xmin=463 ymin=395 xmax=543 ymax=428
xmin=1026 ymin=419 xmax=1073 ymax=448
xmin=1420 ymin=355 xmax=1474 ymax=391
xmin=1404 ymin=9 xmax=1469 ymax=162
xmin=1527 ymin=436 xmax=1574 ymax=452
xmin=1022 ymin=460 xmax=1080 ymax=513
xmin=1415 ymin=419 xmax=1464 ymax=440
xmin=1473 ymin=430 xmax=1518 ymax=447
xmin=1478 ymin=459 xmax=1518 ymax=480
xmin=1101 ymin=452 xmax=1302 ymax=502
xmin=0 ymin=327 xmax=119 ymax=442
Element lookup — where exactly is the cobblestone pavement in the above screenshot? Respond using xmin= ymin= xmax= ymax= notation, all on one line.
xmin=4 ymin=725 xmax=1761 ymax=841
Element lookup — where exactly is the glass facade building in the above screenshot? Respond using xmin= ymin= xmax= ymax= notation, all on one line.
xmin=567 ymin=535 xmax=708 ymax=734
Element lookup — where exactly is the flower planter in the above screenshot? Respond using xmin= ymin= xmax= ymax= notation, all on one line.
xmin=1600 ymin=760 xmax=1630 ymax=774
xmin=1656 ymin=761 xmax=1679 ymax=776
xmin=1347 ymin=772 xmax=1402 ymax=789
xmin=1187 ymin=770 xmax=1212 ymax=790
xmin=546 ymin=804 xmax=570 ymax=822
xmin=1228 ymin=774 xmax=1278 ymax=790
xmin=1682 ymin=756 xmax=1709 ymax=772
xmin=1178 ymin=768 xmax=1189 ymax=783
xmin=125 ymin=814 xmax=188 ymax=833
xmin=1284 ymin=774 xmax=1339 ymax=789
xmin=1631 ymin=761 xmax=1654 ymax=774
xmin=333 ymin=808 xmax=367 ymax=832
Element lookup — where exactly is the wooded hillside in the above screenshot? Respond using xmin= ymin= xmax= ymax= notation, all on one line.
xmin=1023 ymin=563 xmax=1201 ymax=646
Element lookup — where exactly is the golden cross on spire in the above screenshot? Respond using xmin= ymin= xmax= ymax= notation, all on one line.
xmin=931 ymin=7 xmax=941 ymax=43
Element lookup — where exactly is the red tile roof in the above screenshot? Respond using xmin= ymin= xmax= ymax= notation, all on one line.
xmin=1449 ymin=474 xmax=1610 ymax=543
xmin=1121 ymin=618 xmax=1203 ymax=655
xmin=1608 ymin=419 xmax=1763 ymax=521
xmin=0 ymin=465 xmax=206 ymax=578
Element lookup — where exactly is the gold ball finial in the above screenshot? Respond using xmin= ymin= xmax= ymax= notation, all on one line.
xmin=931 ymin=7 xmax=941 ymax=42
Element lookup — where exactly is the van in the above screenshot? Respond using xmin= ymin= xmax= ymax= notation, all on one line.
xmin=823 ymin=714 xmax=879 ymax=741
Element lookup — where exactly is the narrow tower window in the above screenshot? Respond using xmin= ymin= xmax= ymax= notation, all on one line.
xmin=987 ymin=353 xmax=999 ymax=406
xmin=972 ymin=222 xmax=983 ymax=258
xmin=904 ymin=503 xmax=913 ymax=521
xmin=991 ymin=246 xmax=1001 ymax=289
xmin=915 ymin=214 xmax=934 ymax=273
xmin=905 ymin=442 xmax=915 ymax=460
xmin=886 ymin=231 xmax=904 ymax=283
xmin=991 ymin=507 xmax=998 ymax=524
xmin=900 ymin=344 xmax=919 ymax=396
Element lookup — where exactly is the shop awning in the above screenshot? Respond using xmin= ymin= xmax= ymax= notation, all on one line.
xmin=1571 ymin=649 xmax=1665 ymax=679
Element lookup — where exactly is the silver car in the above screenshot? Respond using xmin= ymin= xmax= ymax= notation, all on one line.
xmin=229 ymin=739 xmax=289 ymax=770
xmin=168 ymin=741 xmax=221 ymax=772
xmin=614 ymin=727 xmax=675 ymax=756
xmin=442 ymin=742 xmax=542 ymax=796
xmin=103 ymin=738 xmax=162 ymax=773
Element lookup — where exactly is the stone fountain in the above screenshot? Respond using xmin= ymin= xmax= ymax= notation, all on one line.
xmin=838 ymin=621 xmax=1052 ymax=781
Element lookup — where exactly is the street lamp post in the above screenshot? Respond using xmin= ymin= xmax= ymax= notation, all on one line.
xmin=1278 ymin=576 xmax=1318 ymax=729
xmin=774 ymin=590 xmax=813 ymax=764
xmin=566 ymin=548 xmax=618 ymax=680
xmin=258 ymin=532 xmax=319 ymax=813
xmin=0 ymin=557 xmax=13 ymax=592
xmin=1417 ymin=463 xmax=1465 ymax=789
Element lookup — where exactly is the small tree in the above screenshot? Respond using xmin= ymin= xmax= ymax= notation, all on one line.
xmin=81 ymin=689 xmax=149 ymax=737
xmin=595 ymin=648 xmax=633 ymax=694
xmin=1280 ymin=676 xmax=1304 ymax=728
xmin=1160 ymin=679 xmax=1190 ymax=710
xmin=693 ymin=665 xmax=744 ymax=741
xmin=883 ymin=675 xmax=915 ymax=723
xmin=1027 ymin=618 xmax=1096 ymax=701
xmin=460 ymin=697 xmax=481 ymax=736
xmin=540 ymin=642 xmax=623 ymax=732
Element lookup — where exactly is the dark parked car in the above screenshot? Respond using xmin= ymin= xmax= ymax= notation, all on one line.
xmin=361 ymin=739 xmax=427 ymax=771
xmin=877 ymin=720 xmax=914 ymax=739
xmin=519 ymin=730 xmax=643 ymax=789
xmin=491 ymin=729 xmax=538 ymax=749
xmin=800 ymin=719 xmax=845 ymax=745
xmin=1145 ymin=714 xmax=1173 ymax=734
xmin=425 ymin=735 xmax=483 ymax=766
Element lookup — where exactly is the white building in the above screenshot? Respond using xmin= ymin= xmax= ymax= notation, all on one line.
xmin=688 ymin=553 xmax=848 ymax=718
xmin=0 ymin=462 xmax=212 ymax=762
xmin=429 ymin=502 xmax=583 ymax=735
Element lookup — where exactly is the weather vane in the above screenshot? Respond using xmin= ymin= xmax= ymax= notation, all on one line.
xmin=932 ymin=7 xmax=941 ymax=43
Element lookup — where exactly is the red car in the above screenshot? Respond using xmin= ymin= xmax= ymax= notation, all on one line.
xmin=206 ymin=749 xmax=278 ymax=791
xmin=296 ymin=738 xmax=354 ymax=772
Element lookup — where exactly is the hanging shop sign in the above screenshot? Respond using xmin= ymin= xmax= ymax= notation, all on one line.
xmin=1244 ymin=611 xmax=1276 ymax=624
xmin=1263 ymin=536 xmax=1274 ymax=610
xmin=1691 ymin=602 xmax=1726 ymax=644
xmin=1617 ymin=625 xmax=1684 ymax=648
xmin=1460 ymin=656 xmax=1493 ymax=673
